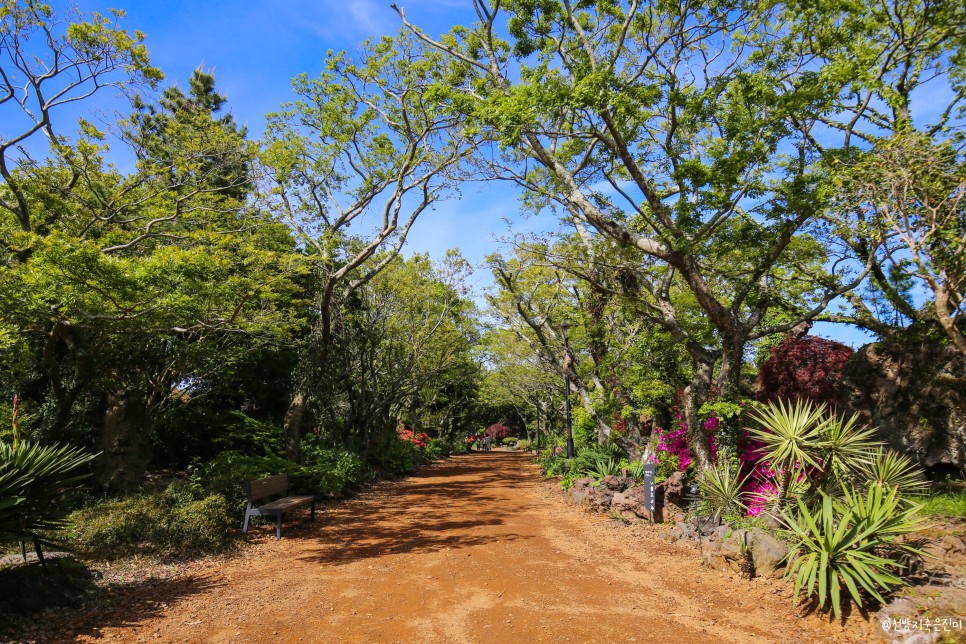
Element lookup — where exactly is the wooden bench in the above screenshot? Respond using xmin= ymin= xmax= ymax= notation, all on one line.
xmin=242 ymin=473 xmax=315 ymax=539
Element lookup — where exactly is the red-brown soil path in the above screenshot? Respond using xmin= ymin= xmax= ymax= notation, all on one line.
xmin=62 ymin=451 xmax=869 ymax=643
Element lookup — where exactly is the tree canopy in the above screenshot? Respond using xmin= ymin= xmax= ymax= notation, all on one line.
xmin=1 ymin=0 xmax=963 ymax=492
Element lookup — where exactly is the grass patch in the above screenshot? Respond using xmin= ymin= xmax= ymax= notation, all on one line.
xmin=919 ymin=489 xmax=966 ymax=518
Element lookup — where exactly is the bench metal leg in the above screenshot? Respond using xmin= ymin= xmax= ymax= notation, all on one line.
xmin=242 ymin=503 xmax=252 ymax=534
xmin=276 ymin=512 xmax=283 ymax=539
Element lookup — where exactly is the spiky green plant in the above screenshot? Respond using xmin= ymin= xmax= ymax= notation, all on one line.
xmin=782 ymin=484 xmax=926 ymax=619
xmin=628 ymin=459 xmax=648 ymax=483
xmin=695 ymin=462 xmax=751 ymax=519
xmin=816 ymin=412 xmax=880 ymax=488
xmin=747 ymin=399 xmax=827 ymax=498
xmin=858 ymin=448 xmax=928 ymax=498
xmin=587 ymin=457 xmax=622 ymax=480
xmin=0 ymin=440 xmax=97 ymax=559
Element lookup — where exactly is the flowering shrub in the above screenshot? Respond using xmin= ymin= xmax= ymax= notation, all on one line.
xmin=651 ymin=410 xmax=725 ymax=473
xmin=397 ymin=426 xmax=430 ymax=448
xmin=485 ymin=424 xmax=510 ymax=440
xmin=650 ymin=400 xmax=784 ymax=517
xmin=651 ymin=418 xmax=692 ymax=471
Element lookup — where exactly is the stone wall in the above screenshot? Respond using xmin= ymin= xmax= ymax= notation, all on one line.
xmin=839 ymin=340 xmax=966 ymax=472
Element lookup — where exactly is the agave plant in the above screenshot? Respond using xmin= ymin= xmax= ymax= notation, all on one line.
xmin=695 ymin=462 xmax=751 ymax=519
xmin=0 ymin=440 xmax=97 ymax=561
xmin=782 ymin=484 xmax=926 ymax=619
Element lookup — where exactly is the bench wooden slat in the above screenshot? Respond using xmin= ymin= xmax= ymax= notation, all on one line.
xmin=256 ymin=495 xmax=314 ymax=511
xmin=247 ymin=474 xmax=289 ymax=502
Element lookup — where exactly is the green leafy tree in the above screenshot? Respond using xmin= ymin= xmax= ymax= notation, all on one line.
xmin=262 ymin=33 xmax=473 ymax=461
xmin=394 ymin=0 xmax=895 ymax=467
xmin=835 ymin=133 xmax=966 ymax=355
xmin=480 ymin=327 xmax=564 ymax=447
xmin=0 ymin=4 xmax=304 ymax=492
xmin=307 ymin=252 xmax=481 ymax=461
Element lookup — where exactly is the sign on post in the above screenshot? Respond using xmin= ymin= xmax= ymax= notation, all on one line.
xmin=643 ymin=463 xmax=656 ymax=517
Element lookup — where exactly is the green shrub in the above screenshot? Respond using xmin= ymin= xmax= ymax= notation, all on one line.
xmin=192 ymin=451 xmax=305 ymax=514
xmin=448 ymin=436 xmax=470 ymax=455
xmin=68 ymin=482 xmax=235 ymax=558
xmin=516 ymin=439 xmax=531 ymax=451
xmin=544 ymin=457 xmax=571 ymax=477
xmin=536 ymin=444 xmax=625 ymax=486
xmin=560 ymin=472 xmax=580 ymax=490
xmin=192 ymin=449 xmax=368 ymax=515
xmin=569 ymin=444 xmax=624 ymax=477
xmin=423 ymin=439 xmax=446 ymax=461
xmin=537 ymin=449 xmax=567 ymax=476
xmin=368 ymin=437 xmax=424 ymax=475
xmin=168 ymin=494 xmax=235 ymax=551
xmin=69 ymin=497 xmax=157 ymax=555
xmin=301 ymin=446 xmax=369 ymax=492
xmin=654 ymin=451 xmax=681 ymax=481
xmin=782 ymin=485 xmax=925 ymax=619
xmin=537 ymin=448 xmax=573 ymax=477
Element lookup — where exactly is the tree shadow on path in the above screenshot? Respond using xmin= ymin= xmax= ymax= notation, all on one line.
xmin=295 ymin=452 xmax=542 ymax=565
xmin=9 ymin=572 xmax=225 ymax=643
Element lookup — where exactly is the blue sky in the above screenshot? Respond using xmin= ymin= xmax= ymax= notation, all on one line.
xmin=61 ymin=1 xmax=880 ymax=346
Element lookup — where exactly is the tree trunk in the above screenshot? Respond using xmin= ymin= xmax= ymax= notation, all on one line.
xmin=683 ymin=358 xmax=715 ymax=470
xmin=282 ymin=388 xmax=307 ymax=464
xmin=94 ymin=390 xmax=152 ymax=494
xmin=716 ymin=338 xmax=746 ymax=399
xmin=933 ymin=283 xmax=966 ymax=359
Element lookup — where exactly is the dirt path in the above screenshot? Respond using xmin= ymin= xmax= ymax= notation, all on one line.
xmin=63 ymin=451 xmax=870 ymax=643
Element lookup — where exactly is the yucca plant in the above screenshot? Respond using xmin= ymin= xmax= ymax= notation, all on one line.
xmin=857 ymin=448 xmax=928 ymax=499
xmin=0 ymin=440 xmax=97 ymax=561
xmin=747 ymin=399 xmax=827 ymax=500
xmin=695 ymin=462 xmax=751 ymax=519
xmin=782 ymin=484 xmax=926 ymax=619
xmin=815 ymin=412 xmax=880 ymax=490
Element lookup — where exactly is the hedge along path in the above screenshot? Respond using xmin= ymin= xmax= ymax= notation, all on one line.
xmin=68 ymin=451 xmax=869 ymax=643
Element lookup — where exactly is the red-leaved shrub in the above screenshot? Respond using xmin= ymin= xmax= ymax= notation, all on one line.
xmin=485 ymin=423 xmax=510 ymax=440
xmin=756 ymin=335 xmax=854 ymax=407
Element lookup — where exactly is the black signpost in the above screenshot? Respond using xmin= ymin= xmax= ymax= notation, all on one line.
xmin=643 ymin=463 xmax=656 ymax=518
